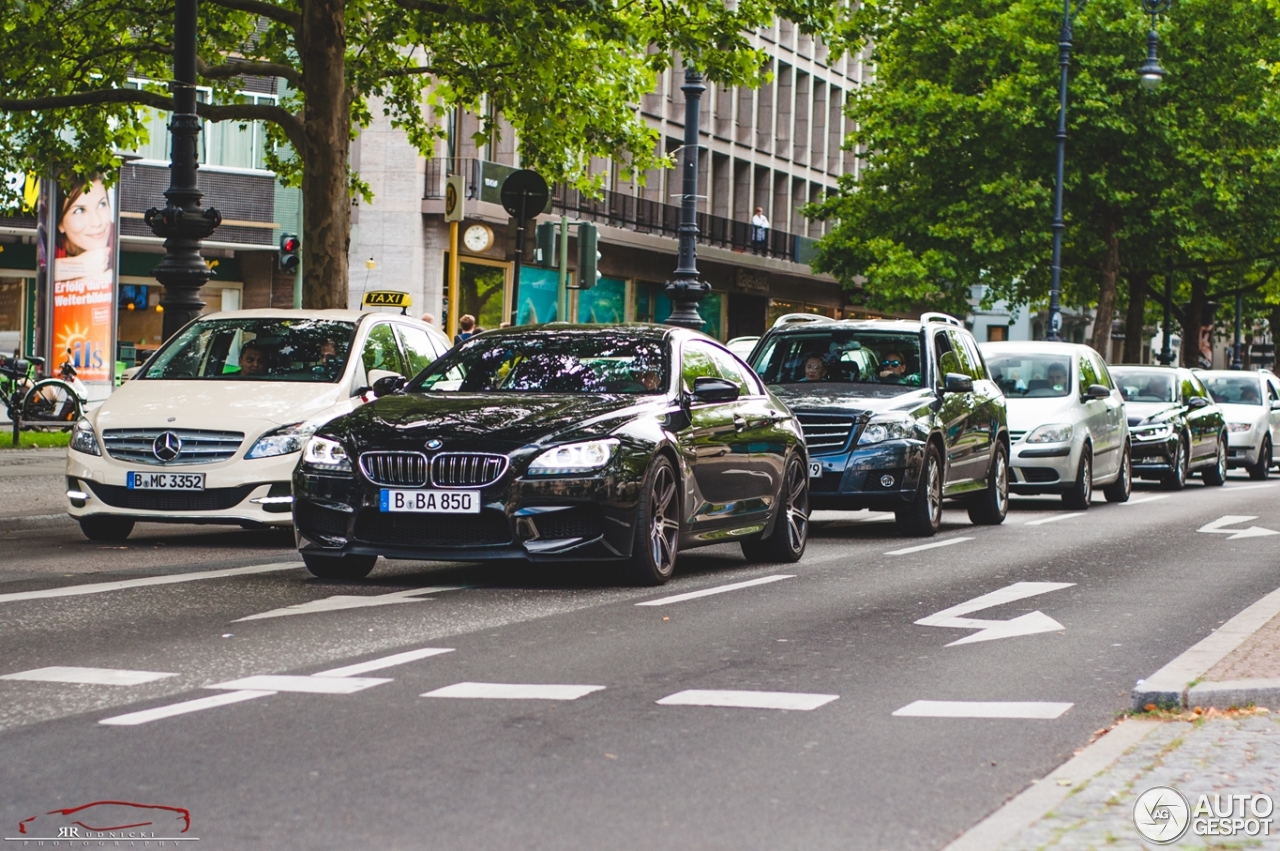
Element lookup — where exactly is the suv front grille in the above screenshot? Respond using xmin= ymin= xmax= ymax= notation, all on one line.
xmin=431 ymin=453 xmax=508 ymax=488
xmin=103 ymin=429 xmax=243 ymax=465
xmin=793 ymin=412 xmax=859 ymax=455
xmin=360 ymin=452 xmax=428 ymax=487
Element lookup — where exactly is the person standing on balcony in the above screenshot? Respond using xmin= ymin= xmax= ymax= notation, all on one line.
xmin=751 ymin=207 xmax=770 ymax=255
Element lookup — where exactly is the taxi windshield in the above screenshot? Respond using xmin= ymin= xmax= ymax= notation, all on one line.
xmin=411 ymin=334 xmax=669 ymax=394
xmin=1111 ymin=369 xmax=1177 ymax=403
xmin=141 ymin=318 xmax=357 ymax=382
xmin=750 ymin=330 xmax=923 ymax=388
xmin=986 ymin=353 xmax=1072 ymax=398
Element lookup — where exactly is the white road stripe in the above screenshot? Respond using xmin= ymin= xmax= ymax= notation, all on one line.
xmin=1 ymin=666 xmax=177 ymax=686
xmin=208 ymin=675 xmax=390 ymax=694
xmin=234 ymin=586 xmax=465 ymax=622
xmin=1023 ymin=513 xmax=1085 ymax=526
xmin=1122 ymin=494 xmax=1169 ymax=505
xmin=892 ymin=700 xmax=1073 ymax=719
xmin=313 ymin=648 xmax=454 ymax=678
xmin=422 ymin=682 xmax=605 ymax=701
xmin=100 ymin=690 xmax=274 ymax=726
xmin=1228 ymin=483 xmax=1280 ymax=492
xmin=635 ymin=575 xmax=795 ymax=607
xmin=0 ymin=562 xmax=300 ymax=604
xmin=884 ymin=537 xmax=974 ymax=556
xmin=657 ymin=689 xmax=838 ymax=711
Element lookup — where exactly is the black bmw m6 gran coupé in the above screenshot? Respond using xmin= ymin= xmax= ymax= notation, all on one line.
xmin=292 ymin=325 xmax=810 ymax=585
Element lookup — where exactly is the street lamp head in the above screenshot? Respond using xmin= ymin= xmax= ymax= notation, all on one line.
xmin=1140 ymin=0 xmax=1172 ymax=14
xmin=1138 ymin=29 xmax=1166 ymax=89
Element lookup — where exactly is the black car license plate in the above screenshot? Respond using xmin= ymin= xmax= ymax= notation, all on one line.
xmin=127 ymin=471 xmax=206 ymax=491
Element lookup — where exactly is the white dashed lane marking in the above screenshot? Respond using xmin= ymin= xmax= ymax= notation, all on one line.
xmin=208 ymin=675 xmax=390 ymax=694
xmin=635 ymin=575 xmax=795 ymax=607
xmin=892 ymin=700 xmax=1073 ymax=719
xmin=656 ymin=689 xmax=839 ymax=711
xmin=884 ymin=537 xmax=974 ymax=556
xmin=421 ymin=683 xmax=606 ymax=701
xmin=313 ymin=647 xmax=453 ymax=678
xmin=0 ymin=562 xmax=300 ymax=604
xmin=1123 ymin=494 xmax=1169 ymax=505
xmin=100 ymin=691 xmax=275 ymax=726
xmin=1023 ymin=513 xmax=1085 ymax=526
xmin=1 ymin=667 xmax=177 ymax=686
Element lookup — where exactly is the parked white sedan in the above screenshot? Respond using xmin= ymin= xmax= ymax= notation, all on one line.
xmin=980 ymin=341 xmax=1130 ymax=507
xmin=1198 ymin=369 xmax=1280 ymax=479
xmin=66 ymin=309 xmax=451 ymax=540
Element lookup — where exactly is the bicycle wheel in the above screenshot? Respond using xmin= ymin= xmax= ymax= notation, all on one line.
xmin=22 ymin=379 xmax=83 ymax=423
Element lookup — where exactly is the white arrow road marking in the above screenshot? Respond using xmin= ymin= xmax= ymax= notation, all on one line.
xmin=1197 ymin=515 xmax=1280 ymax=540
xmin=915 ymin=582 xmax=1075 ymax=647
xmin=234 ymin=586 xmax=465 ymax=621
xmin=100 ymin=690 xmax=275 ymax=725
xmin=893 ymin=700 xmax=1073 ymax=719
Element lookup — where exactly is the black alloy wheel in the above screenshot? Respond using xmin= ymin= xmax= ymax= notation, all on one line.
xmin=1163 ymin=437 xmax=1189 ymax=491
xmin=742 ymin=453 xmax=810 ymax=563
xmin=1202 ymin=435 xmax=1228 ymax=486
xmin=1103 ymin=445 xmax=1132 ymax=503
xmin=301 ymin=552 xmax=378 ymax=580
xmin=967 ymin=443 xmax=1009 ymax=525
xmin=625 ymin=455 xmax=680 ymax=585
xmin=1062 ymin=446 xmax=1092 ymax=510
xmin=1249 ymin=437 xmax=1272 ymax=481
xmin=78 ymin=516 xmax=135 ymax=542
xmin=896 ymin=444 xmax=943 ymax=537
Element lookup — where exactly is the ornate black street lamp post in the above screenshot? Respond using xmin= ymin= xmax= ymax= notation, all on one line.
xmin=664 ymin=69 xmax=710 ymax=330
xmin=144 ymin=0 xmax=221 ymax=340
xmin=1046 ymin=0 xmax=1170 ymax=342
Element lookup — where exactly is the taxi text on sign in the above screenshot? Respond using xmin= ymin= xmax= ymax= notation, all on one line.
xmin=362 ymin=291 xmax=412 ymax=308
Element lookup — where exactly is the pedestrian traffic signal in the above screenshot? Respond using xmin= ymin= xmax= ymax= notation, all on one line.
xmin=577 ymin=222 xmax=601 ymax=290
xmin=535 ymin=221 xmax=558 ymax=268
xmin=279 ymin=233 xmax=300 ymax=272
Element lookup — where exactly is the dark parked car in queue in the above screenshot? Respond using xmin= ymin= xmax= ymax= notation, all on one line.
xmin=746 ymin=313 xmax=1009 ymax=536
xmin=1109 ymin=365 xmax=1228 ymax=489
xmin=293 ymin=325 xmax=811 ymax=584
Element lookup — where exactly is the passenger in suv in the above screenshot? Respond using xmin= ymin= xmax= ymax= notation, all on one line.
xmin=748 ymin=314 xmax=1009 ymax=536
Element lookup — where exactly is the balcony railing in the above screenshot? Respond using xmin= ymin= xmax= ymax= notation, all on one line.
xmin=425 ymin=157 xmax=816 ymax=265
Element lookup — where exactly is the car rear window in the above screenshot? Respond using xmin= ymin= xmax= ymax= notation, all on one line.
xmin=142 ymin=318 xmax=357 ymax=382
xmin=985 ymin=353 xmax=1071 ymax=397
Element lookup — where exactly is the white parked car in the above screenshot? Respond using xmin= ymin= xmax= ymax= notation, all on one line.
xmin=1198 ymin=369 xmax=1280 ymax=479
xmin=980 ymin=341 xmax=1130 ymax=507
xmin=66 ymin=309 xmax=451 ymax=541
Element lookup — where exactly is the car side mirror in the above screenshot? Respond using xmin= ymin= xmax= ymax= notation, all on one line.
xmin=1187 ymin=395 xmax=1209 ymax=409
xmin=1272 ymin=399 xmax=1280 ymax=410
xmin=943 ymin=373 xmax=973 ymax=394
xmin=691 ymin=376 xmax=740 ymax=403
xmin=371 ymin=374 xmax=408 ymax=397
xmin=1086 ymin=384 xmax=1110 ymax=400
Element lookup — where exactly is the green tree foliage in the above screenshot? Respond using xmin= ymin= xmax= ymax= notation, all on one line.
xmin=810 ymin=0 xmax=1280 ymax=354
xmin=0 ymin=0 xmax=842 ymax=308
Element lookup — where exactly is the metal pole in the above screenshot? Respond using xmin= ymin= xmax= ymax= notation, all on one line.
xmin=144 ymin=0 xmax=221 ymax=340
xmin=509 ymin=198 xmax=527 ymax=327
xmin=1046 ymin=0 xmax=1074 ymax=343
xmin=292 ymin=204 xmax=303 ymax=309
xmin=558 ymin=215 xmax=569 ymax=322
xmin=664 ymin=68 xmax=710 ymax=330
xmin=1159 ymin=258 xmax=1173 ymax=365
xmin=1232 ymin=294 xmax=1244 ymax=370
xmin=447 ymin=220 xmax=460 ymax=339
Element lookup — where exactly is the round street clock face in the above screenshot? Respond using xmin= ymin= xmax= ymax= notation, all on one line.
xmin=463 ymin=224 xmax=493 ymax=252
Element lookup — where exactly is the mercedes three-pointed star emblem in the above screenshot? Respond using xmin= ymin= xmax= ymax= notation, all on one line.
xmin=153 ymin=431 xmax=182 ymax=462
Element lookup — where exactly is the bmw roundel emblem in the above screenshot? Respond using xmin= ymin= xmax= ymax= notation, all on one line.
xmin=425 ymin=439 xmax=443 ymax=451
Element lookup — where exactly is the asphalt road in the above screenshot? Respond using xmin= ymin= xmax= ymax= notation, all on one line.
xmin=1 ymin=469 xmax=1279 ymax=850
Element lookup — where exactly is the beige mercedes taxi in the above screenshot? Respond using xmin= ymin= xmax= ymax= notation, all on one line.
xmin=66 ymin=308 xmax=451 ymax=540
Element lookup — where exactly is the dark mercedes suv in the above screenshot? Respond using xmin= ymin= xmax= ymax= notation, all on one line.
xmin=747 ymin=314 xmax=1009 ymax=536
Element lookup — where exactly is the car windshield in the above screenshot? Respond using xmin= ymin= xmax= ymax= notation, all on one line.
xmin=410 ymin=333 xmax=669 ymax=394
xmin=985 ymin=353 xmax=1072 ymax=398
xmin=141 ymin=317 xmax=357 ymax=382
xmin=1112 ymin=369 xmax=1176 ymax=403
xmin=1203 ymin=374 xmax=1264 ymax=406
xmin=750 ymin=330 xmax=923 ymax=387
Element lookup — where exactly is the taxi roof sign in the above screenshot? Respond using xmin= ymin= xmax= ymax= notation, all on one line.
xmin=362 ymin=290 xmax=412 ymax=313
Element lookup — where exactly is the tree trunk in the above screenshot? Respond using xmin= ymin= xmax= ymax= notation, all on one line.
xmin=299 ymin=0 xmax=350 ymax=309
xmin=1122 ymin=271 xmax=1150 ymax=363
xmin=1090 ymin=230 xmax=1121 ymax=355
xmin=1181 ymin=274 xmax=1208 ymax=368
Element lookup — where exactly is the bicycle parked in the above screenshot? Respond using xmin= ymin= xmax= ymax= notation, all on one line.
xmin=0 ymin=350 xmax=86 ymax=443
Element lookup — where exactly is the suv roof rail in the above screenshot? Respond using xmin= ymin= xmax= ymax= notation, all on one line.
xmin=772 ymin=313 xmax=836 ymax=329
xmin=920 ymin=312 xmax=964 ymax=327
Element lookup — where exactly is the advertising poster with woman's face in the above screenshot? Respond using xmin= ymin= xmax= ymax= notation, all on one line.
xmin=51 ymin=176 xmax=117 ymax=385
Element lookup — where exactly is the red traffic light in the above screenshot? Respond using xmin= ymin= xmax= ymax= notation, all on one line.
xmin=279 ymin=233 xmax=300 ymax=272
xmin=280 ymin=234 xmax=300 ymax=253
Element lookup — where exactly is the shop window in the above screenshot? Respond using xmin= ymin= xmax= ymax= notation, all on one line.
xmin=635 ymin=281 xmax=725 ymax=339
xmin=577 ymin=277 xmax=627 ymax=324
xmin=516 ymin=266 xmax=562 ymax=325
xmin=0 ymin=277 xmax=26 ymax=354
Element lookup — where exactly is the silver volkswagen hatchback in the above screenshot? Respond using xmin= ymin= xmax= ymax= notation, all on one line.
xmin=979 ymin=341 xmax=1130 ymax=508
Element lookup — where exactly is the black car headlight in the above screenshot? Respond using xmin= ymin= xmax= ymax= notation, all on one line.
xmin=858 ymin=418 xmax=913 ymax=445
xmin=527 ymin=438 xmax=619 ymax=476
xmin=247 ymin=421 xmax=317 ymax=459
xmin=70 ymin=419 xmax=101 ymax=456
xmin=301 ymin=435 xmax=352 ymax=473
xmin=1132 ymin=423 xmax=1174 ymax=442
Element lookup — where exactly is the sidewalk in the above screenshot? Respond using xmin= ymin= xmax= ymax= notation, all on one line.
xmin=948 ymin=587 xmax=1280 ymax=850
xmin=0 ymin=447 xmax=74 ymax=530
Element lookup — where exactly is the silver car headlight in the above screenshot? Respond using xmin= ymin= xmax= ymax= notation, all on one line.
xmin=301 ymin=435 xmax=352 ymax=472
xmin=247 ymin=421 xmax=318 ymax=459
xmin=1132 ymin=423 xmax=1174 ymax=442
xmin=1026 ymin=423 xmax=1073 ymax=444
xmin=69 ymin=419 xmax=101 ymax=456
xmin=527 ymin=439 xmax=619 ymax=476
xmin=858 ymin=417 xmax=915 ymax=445
xmin=1227 ymin=421 xmax=1255 ymax=433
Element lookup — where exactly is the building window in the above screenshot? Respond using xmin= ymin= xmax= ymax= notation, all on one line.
xmin=126 ymin=81 xmax=277 ymax=171
xmin=987 ymin=325 xmax=1008 ymax=342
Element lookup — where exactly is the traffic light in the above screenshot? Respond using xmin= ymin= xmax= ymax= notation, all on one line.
xmin=535 ymin=221 xmax=558 ymax=268
xmin=577 ymin=222 xmax=601 ymax=290
xmin=279 ymin=233 xmax=300 ymax=272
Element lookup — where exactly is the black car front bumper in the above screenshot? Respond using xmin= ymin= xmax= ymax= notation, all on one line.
xmin=1131 ymin=435 xmax=1179 ymax=477
xmin=807 ymin=440 xmax=925 ymax=510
